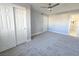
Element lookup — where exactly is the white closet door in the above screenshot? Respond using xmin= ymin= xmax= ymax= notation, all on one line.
xmin=14 ymin=7 xmax=27 ymax=45
xmin=0 ymin=6 xmax=16 ymax=52
xmin=43 ymin=15 xmax=48 ymax=32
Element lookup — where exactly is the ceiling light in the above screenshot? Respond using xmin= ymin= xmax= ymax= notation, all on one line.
xmin=48 ymin=8 xmax=52 ymax=12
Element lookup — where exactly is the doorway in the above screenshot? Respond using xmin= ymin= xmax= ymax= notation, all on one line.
xmin=69 ymin=15 xmax=79 ymax=37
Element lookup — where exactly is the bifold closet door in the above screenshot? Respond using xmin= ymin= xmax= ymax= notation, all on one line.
xmin=0 ymin=6 xmax=16 ymax=52
xmin=14 ymin=7 xmax=27 ymax=45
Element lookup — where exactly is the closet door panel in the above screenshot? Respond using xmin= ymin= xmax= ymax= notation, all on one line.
xmin=0 ymin=6 xmax=16 ymax=52
xmin=5 ymin=6 xmax=16 ymax=48
xmin=14 ymin=7 xmax=27 ymax=45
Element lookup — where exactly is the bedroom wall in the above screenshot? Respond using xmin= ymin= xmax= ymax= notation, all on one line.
xmin=31 ymin=8 xmax=48 ymax=36
xmin=31 ymin=9 xmax=43 ymax=36
xmin=48 ymin=14 xmax=70 ymax=35
xmin=48 ymin=10 xmax=79 ymax=36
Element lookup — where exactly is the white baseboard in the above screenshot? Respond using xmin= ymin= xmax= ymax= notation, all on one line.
xmin=26 ymin=39 xmax=31 ymax=42
xmin=32 ymin=32 xmax=43 ymax=36
xmin=48 ymin=31 xmax=68 ymax=36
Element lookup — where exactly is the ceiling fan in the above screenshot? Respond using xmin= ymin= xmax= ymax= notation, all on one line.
xmin=41 ymin=3 xmax=60 ymax=12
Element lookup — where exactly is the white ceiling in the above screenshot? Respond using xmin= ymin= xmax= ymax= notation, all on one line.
xmin=16 ymin=3 xmax=79 ymax=15
xmin=29 ymin=3 xmax=79 ymax=15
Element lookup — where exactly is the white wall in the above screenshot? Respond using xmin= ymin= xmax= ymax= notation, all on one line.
xmin=48 ymin=10 xmax=79 ymax=36
xmin=31 ymin=8 xmax=48 ymax=36
xmin=48 ymin=14 xmax=70 ymax=35
xmin=31 ymin=9 xmax=43 ymax=36
xmin=43 ymin=15 xmax=48 ymax=32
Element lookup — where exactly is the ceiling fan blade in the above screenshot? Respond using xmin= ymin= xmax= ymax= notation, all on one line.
xmin=41 ymin=7 xmax=48 ymax=8
xmin=51 ymin=3 xmax=60 ymax=8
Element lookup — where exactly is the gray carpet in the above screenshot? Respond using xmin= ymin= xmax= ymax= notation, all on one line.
xmin=0 ymin=32 xmax=79 ymax=56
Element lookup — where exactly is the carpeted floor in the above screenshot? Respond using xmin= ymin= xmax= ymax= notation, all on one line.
xmin=0 ymin=32 xmax=79 ymax=56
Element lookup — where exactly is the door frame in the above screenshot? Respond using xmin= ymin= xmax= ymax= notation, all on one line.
xmin=68 ymin=15 xmax=72 ymax=35
xmin=68 ymin=14 xmax=79 ymax=36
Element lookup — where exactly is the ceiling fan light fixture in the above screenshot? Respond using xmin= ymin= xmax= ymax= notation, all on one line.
xmin=41 ymin=3 xmax=60 ymax=13
xmin=48 ymin=8 xmax=52 ymax=11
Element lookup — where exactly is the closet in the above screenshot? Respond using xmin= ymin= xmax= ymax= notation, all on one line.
xmin=0 ymin=5 xmax=16 ymax=52
xmin=14 ymin=7 xmax=27 ymax=45
xmin=0 ymin=4 xmax=30 ymax=52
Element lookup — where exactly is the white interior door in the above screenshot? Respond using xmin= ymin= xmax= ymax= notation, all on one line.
xmin=43 ymin=15 xmax=48 ymax=32
xmin=14 ymin=7 xmax=27 ymax=45
xmin=77 ymin=20 xmax=79 ymax=36
xmin=69 ymin=15 xmax=79 ymax=37
xmin=75 ymin=15 xmax=79 ymax=36
xmin=0 ymin=6 xmax=16 ymax=52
